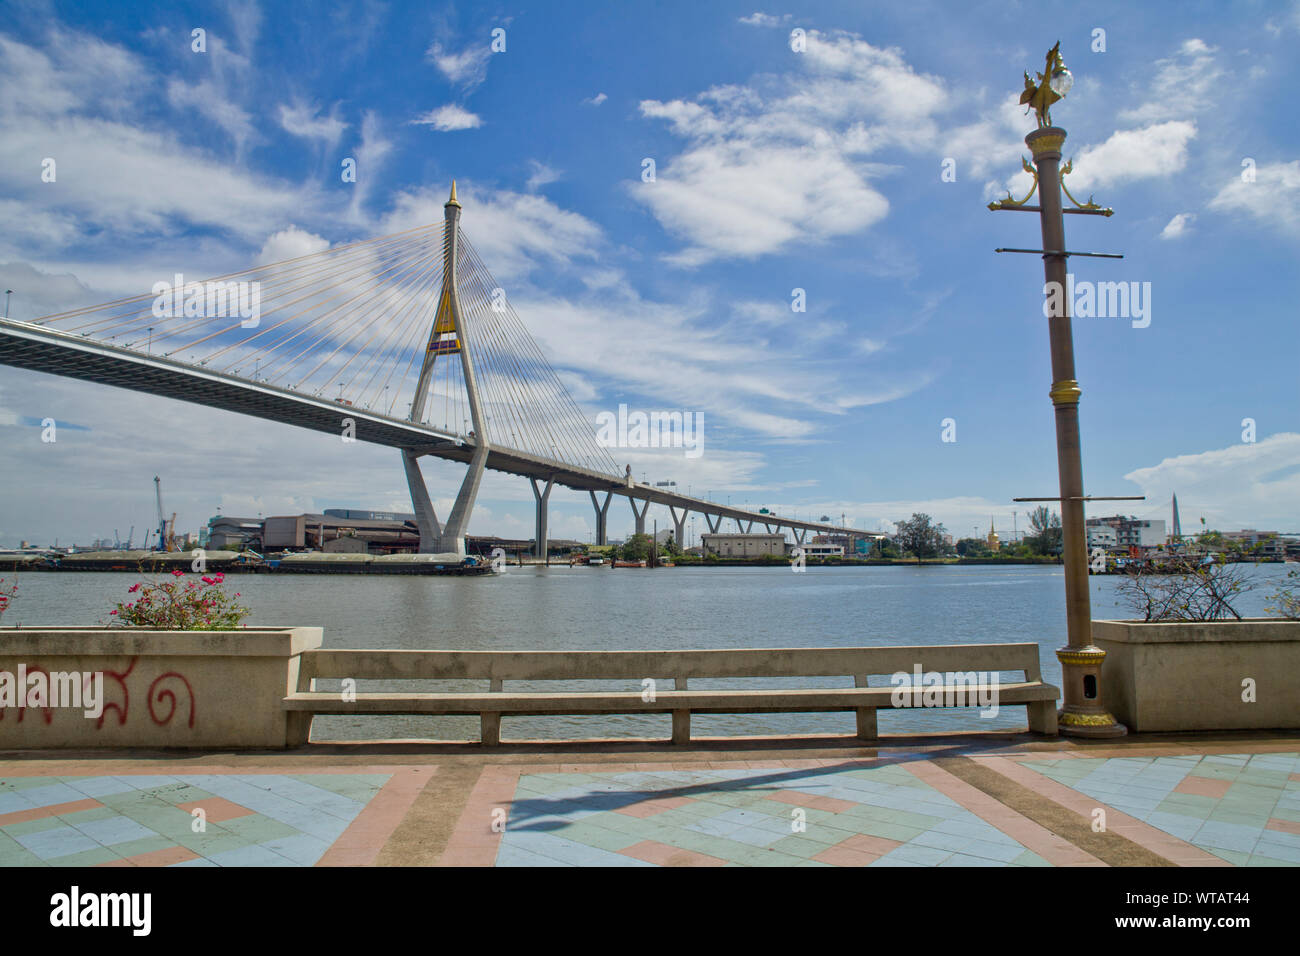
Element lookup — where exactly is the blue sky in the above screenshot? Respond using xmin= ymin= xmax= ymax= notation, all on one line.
xmin=1 ymin=0 xmax=1298 ymax=547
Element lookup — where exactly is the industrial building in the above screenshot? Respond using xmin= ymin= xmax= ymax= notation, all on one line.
xmin=701 ymin=533 xmax=787 ymax=558
xmin=203 ymin=512 xmax=580 ymax=558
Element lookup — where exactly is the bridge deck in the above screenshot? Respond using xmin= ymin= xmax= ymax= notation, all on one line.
xmin=0 ymin=318 xmax=878 ymax=537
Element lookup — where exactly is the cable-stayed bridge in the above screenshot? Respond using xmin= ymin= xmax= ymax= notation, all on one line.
xmin=0 ymin=184 xmax=879 ymax=555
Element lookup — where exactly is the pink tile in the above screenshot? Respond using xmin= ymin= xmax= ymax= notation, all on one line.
xmin=619 ymin=840 xmax=726 ymax=867
xmin=0 ymin=798 xmax=103 ymax=826
xmin=613 ymin=796 xmax=696 ymax=818
xmin=812 ymin=844 xmax=882 ymax=867
xmin=97 ymin=846 xmax=200 ymax=867
xmin=176 ymin=797 xmax=254 ymax=823
xmin=1174 ymin=776 xmax=1232 ymax=799
xmin=837 ymin=833 xmax=903 ymax=856
xmin=763 ymin=790 xmax=858 ymax=813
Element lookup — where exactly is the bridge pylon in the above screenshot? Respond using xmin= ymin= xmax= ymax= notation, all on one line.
xmin=403 ymin=181 xmax=489 ymax=556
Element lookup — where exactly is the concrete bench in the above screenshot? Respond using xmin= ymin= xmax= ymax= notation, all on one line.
xmin=283 ymin=644 xmax=1059 ymax=745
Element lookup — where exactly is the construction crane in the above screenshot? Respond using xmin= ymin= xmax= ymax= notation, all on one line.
xmin=154 ymin=477 xmax=177 ymax=552
xmin=125 ymin=525 xmax=134 ymax=550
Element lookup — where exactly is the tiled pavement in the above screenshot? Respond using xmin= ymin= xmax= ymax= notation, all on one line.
xmin=1 ymin=744 xmax=1297 ymax=866
xmin=442 ymin=747 xmax=1300 ymax=867
xmin=0 ymin=767 xmax=432 ymax=866
xmin=493 ymin=762 xmax=1053 ymax=867
xmin=1027 ymin=752 xmax=1300 ymax=866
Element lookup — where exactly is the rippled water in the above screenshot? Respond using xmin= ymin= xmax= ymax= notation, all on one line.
xmin=8 ymin=563 xmax=1292 ymax=740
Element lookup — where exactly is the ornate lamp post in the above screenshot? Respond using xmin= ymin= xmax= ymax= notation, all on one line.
xmin=990 ymin=43 xmax=1128 ymax=737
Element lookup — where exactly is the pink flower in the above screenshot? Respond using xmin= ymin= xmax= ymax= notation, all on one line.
xmin=172 ymin=569 xmax=184 ymax=577
xmin=128 ymin=583 xmax=141 ymax=593
xmin=110 ymin=609 xmax=118 ymax=615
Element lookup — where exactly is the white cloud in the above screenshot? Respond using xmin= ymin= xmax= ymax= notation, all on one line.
xmin=738 ymin=13 xmax=791 ymax=27
xmin=1119 ymin=39 xmax=1223 ymax=125
xmin=1208 ymin=160 xmax=1300 ymax=236
xmin=278 ymin=101 xmax=348 ymax=148
xmin=347 ymin=111 xmax=394 ymax=222
xmin=426 ymin=40 xmax=491 ymax=89
xmin=525 ymin=160 xmax=561 ymax=191
xmin=0 ymin=31 xmax=318 ymax=254
xmin=257 ymin=226 xmax=330 ymax=265
xmin=634 ymin=139 xmax=889 ymax=266
xmin=632 ymin=29 xmax=1036 ymax=265
xmin=379 ymin=186 xmax=602 ymax=281
xmin=0 ymin=261 xmax=97 ymax=321
xmin=411 ymin=104 xmax=483 ymax=131
xmin=1159 ymin=213 xmax=1195 ymax=239
xmin=1123 ymin=434 xmax=1300 ymax=530
xmin=1066 ymin=121 xmax=1198 ymax=192
xmin=167 ymin=79 xmax=257 ymax=156
xmin=583 ymin=93 xmax=607 ymax=106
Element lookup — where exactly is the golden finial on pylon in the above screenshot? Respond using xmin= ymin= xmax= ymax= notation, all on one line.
xmin=446 ymin=179 xmax=461 ymax=208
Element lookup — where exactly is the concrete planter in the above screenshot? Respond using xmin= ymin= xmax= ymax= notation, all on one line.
xmin=1093 ymin=618 xmax=1300 ymax=732
xmin=0 ymin=627 xmax=321 ymax=749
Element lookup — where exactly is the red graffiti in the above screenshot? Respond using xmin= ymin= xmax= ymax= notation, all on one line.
xmin=147 ymin=672 xmax=196 ymax=728
xmin=96 ymin=657 xmax=136 ymax=729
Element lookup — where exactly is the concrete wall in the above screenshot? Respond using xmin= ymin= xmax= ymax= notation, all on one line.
xmin=1094 ymin=618 xmax=1300 ymax=732
xmin=0 ymin=627 xmax=321 ymax=748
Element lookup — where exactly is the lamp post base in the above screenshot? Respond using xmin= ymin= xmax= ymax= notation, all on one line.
xmin=1059 ymin=708 xmax=1129 ymax=738
xmin=1056 ymin=645 xmax=1129 ymax=738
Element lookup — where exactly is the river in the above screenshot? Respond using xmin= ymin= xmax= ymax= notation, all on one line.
xmin=5 ymin=563 xmax=1292 ymax=740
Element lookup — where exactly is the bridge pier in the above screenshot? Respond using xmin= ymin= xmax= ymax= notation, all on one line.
xmin=669 ymin=506 xmax=687 ymax=551
xmin=531 ymin=476 xmax=554 ymax=560
xmin=704 ymin=514 xmax=721 ymax=534
xmin=589 ymin=490 xmax=612 ymax=545
xmin=737 ymin=518 xmax=752 ymax=533
xmin=401 ymin=450 xmax=442 ymax=552
xmin=629 ymin=497 xmax=650 ymax=537
xmin=793 ymin=527 xmax=807 ymax=545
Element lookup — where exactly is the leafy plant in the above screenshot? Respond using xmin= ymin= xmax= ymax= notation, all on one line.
xmin=0 ymin=576 xmax=17 ymax=623
xmin=1115 ymin=557 xmax=1255 ymax=622
xmin=1266 ymin=568 xmax=1300 ymax=620
xmin=110 ymin=569 xmax=250 ymax=630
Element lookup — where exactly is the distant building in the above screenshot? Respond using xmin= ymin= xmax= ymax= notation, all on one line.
xmin=1087 ymin=516 xmax=1166 ymax=549
xmin=701 ymin=533 xmax=785 ymax=558
xmin=987 ymin=520 xmax=1000 ymax=552
xmin=262 ymin=513 xmax=418 ymax=552
xmin=206 ymin=515 xmax=264 ymax=551
xmin=802 ymin=542 xmax=844 ymax=557
xmin=1086 ymin=525 xmax=1117 ymax=549
xmin=1221 ymin=530 xmax=1285 ymax=558
xmin=323 ymin=508 xmax=416 ymax=523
